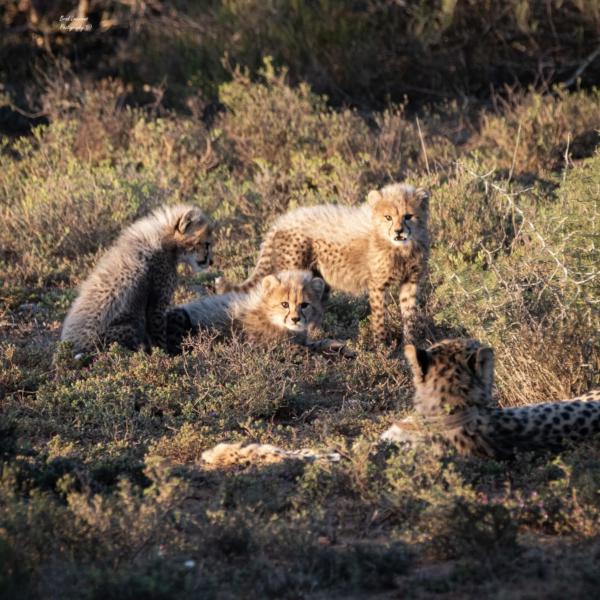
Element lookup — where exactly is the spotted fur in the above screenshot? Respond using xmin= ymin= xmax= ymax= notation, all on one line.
xmin=201 ymin=442 xmax=341 ymax=468
xmin=381 ymin=339 xmax=600 ymax=458
xmin=218 ymin=183 xmax=429 ymax=345
xmin=166 ymin=270 xmax=351 ymax=355
xmin=61 ymin=204 xmax=213 ymax=354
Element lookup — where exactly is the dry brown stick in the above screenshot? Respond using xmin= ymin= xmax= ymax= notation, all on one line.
xmin=416 ymin=117 xmax=431 ymax=177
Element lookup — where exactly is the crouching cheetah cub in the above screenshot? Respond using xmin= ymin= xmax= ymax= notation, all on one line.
xmin=166 ymin=270 xmax=352 ymax=355
xmin=61 ymin=204 xmax=213 ymax=355
xmin=381 ymin=339 xmax=600 ymax=458
xmin=218 ymin=183 xmax=429 ymax=345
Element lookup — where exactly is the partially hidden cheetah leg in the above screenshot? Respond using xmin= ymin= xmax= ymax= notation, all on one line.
xmin=147 ymin=308 xmax=168 ymax=351
xmin=369 ymin=283 xmax=388 ymax=346
xmin=104 ymin=323 xmax=146 ymax=352
xmin=165 ymin=308 xmax=194 ymax=355
xmin=399 ymin=281 xmax=419 ymax=345
xmin=304 ymin=338 xmax=356 ymax=358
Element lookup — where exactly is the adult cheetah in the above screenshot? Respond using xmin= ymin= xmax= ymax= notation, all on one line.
xmin=381 ymin=339 xmax=600 ymax=458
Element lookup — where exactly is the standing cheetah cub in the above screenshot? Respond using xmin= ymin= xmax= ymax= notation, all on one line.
xmin=381 ymin=339 xmax=600 ymax=458
xmin=61 ymin=204 xmax=213 ymax=355
xmin=218 ymin=183 xmax=429 ymax=345
xmin=167 ymin=270 xmax=351 ymax=355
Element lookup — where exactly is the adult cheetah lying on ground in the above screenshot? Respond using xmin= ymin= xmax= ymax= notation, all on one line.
xmin=166 ymin=270 xmax=353 ymax=356
xmin=61 ymin=204 xmax=213 ymax=355
xmin=218 ymin=183 xmax=429 ymax=346
xmin=381 ymin=339 xmax=600 ymax=458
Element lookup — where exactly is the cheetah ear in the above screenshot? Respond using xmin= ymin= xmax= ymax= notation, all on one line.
xmin=404 ymin=344 xmax=430 ymax=379
xmin=475 ymin=347 xmax=494 ymax=393
xmin=261 ymin=274 xmax=279 ymax=293
xmin=177 ymin=208 xmax=205 ymax=234
xmin=308 ymin=277 xmax=325 ymax=299
xmin=415 ymin=188 xmax=430 ymax=206
xmin=367 ymin=190 xmax=383 ymax=207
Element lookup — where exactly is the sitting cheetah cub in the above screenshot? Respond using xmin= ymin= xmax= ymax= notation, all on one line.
xmin=381 ymin=339 xmax=600 ymax=458
xmin=166 ymin=270 xmax=352 ymax=355
xmin=61 ymin=204 xmax=213 ymax=355
xmin=218 ymin=183 xmax=429 ymax=346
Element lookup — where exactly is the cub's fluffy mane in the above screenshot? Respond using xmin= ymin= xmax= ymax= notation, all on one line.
xmin=271 ymin=183 xmax=420 ymax=245
xmin=75 ymin=204 xmax=201 ymax=314
xmin=380 ymin=182 xmax=416 ymax=198
xmin=118 ymin=203 xmax=204 ymax=251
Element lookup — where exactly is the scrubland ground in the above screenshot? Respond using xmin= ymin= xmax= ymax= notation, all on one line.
xmin=1 ymin=30 xmax=600 ymax=600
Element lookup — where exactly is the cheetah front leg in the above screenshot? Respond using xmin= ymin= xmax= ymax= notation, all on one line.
xmin=147 ymin=269 xmax=177 ymax=352
xmin=368 ymin=282 xmax=388 ymax=347
xmin=399 ymin=280 xmax=419 ymax=345
xmin=147 ymin=305 xmax=169 ymax=351
xmin=146 ymin=287 xmax=173 ymax=352
xmin=104 ymin=323 xmax=147 ymax=352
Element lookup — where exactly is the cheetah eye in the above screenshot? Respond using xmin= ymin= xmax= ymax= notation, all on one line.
xmin=281 ymin=302 xmax=289 ymax=309
xmin=405 ymin=214 xmax=414 ymax=220
xmin=300 ymin=302 xmax=309 ymax=309
xmin=384 ymin=215 xmax=392 ymax=221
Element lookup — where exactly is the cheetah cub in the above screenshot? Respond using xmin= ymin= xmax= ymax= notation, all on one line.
xmin=218 ymin=183 xmax=429 ymax=346
xmin=381 ymin=339 xmax=600 ymax=458
xmin=166 ymin=270 xmax=351 ymax=355
xmin=61 ymin=204 xmax=213 ymax=355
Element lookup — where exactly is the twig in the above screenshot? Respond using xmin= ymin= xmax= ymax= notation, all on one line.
xmin=416 ymin=117 xmax=430 ymax=177
xmin=459 ymin=163 xmax=599 ymax=288
xmin=563 ymin=46 xmax=600 ymax=88
xmin=5 ymin=102 xmax=47 ymax=119
xmin=562 ymin=132 xmax=571 ymax=187
xmin=508 ymin=120 xmax=522 ymax=183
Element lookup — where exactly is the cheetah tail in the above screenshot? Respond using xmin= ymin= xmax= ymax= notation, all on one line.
xmin=218 ymin=230 xmax=276 ymax=293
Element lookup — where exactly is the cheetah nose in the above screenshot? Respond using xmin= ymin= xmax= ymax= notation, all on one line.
xmin=291 ymin=316 xmax=301 ymax=324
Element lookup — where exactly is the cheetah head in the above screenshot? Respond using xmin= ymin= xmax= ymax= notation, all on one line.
xmin=174 ymin=207 xmax=214 ymax=272
xmin=261 ymin=271 xmax=325 ymax=334
xmin=404 ymin=338 xmax=494 ymax=417
xmin=368 ymin=183 xmax=429 ymax=248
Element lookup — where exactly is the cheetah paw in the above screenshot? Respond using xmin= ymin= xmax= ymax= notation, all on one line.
xmin=214 ymin=276 xmax=227 ymax=294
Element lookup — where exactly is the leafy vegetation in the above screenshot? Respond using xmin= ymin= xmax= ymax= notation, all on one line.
xmin=1 ymin=3 xmax=599 ymax=597
xmin=3 ymin=0 xmax=600 ymax=113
